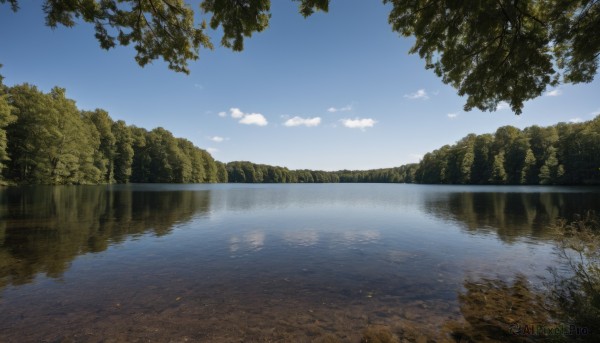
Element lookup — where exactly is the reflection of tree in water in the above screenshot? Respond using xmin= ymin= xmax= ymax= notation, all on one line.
xmin=424 ymin=191 xmax=600 ymax=242
xmin=0 ymin=186 xmax=211 ymax=289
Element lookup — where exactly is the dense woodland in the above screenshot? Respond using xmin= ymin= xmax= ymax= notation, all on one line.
xmin=1 ymin=80 xmax=599 ymax=185
xmin=0 ymin=81 xmax=226 ymax=185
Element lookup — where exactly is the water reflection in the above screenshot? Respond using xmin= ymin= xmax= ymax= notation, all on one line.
xmin=282 ymin=229 xmax=319 ymax=247
xmin=423 ymin=190 xmax=599 ymax=242
xmin=229 ymin=230 xmax=266 ymax=254
xmin=2 ymin=185 xmax=599 ymax=292
xmin=1 ymin=184 xmax=599 ymax=342
xmin=0 ymin=185 xmax=211 ymax=289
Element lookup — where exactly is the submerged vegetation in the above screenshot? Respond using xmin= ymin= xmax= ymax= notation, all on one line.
xmin=547 ymin=213 xmax=600 ymax=342
xmin=443 ymin=213 xmax=600 ymax=343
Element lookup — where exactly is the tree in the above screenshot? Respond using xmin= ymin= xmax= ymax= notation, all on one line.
xmin=200 ymin=149 xmax=217 ymax=182
xmin=5 ymin=84 xmax=100 ymax=184
xmin=83 ymin=109 xmax=116 ymax=183
xmin=129 ymin=126 xmax=151 ymax=182
xmin=0 ymin=74 xmax=16 ymax=181
xmin=144 ymin=127 xmax=181 ymax=182
xmin=111 ymin=120 xmax=134 ymax=183
xmin=505 ymin=136 xmax=530 ymax=184
xmin=471 ymin=134 xmax=493 ymax=184
xmin=385 ymin=0 xmax=599 ymax=114
xmin=216 ymin=161 xmax=228 ymax=183
xmin=177 ymin=138 xmax=205 ymax=183
xmin=526 ymin=125 xmax=558 ymax=184
xmin=490 ymin=151 xmax=508 ymax=184
xmin=521 ymin=148 xmax=536 ymax=184
xmin=3 ymin=1 xmax=597 ymax=112
xmin=539 ymin=146 xmax=563 ymax=184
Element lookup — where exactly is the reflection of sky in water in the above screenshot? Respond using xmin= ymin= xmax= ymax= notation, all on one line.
xmin=282 ymin=229 xmax=319 ymax=247
xmin=1 ymin=184 xmax=598 ymax=341
xmin=229 ymin=230 xmax=266 ymax=254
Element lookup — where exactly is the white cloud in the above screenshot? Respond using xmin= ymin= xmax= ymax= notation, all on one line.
xmin=218 ymin=111 xmax=227 ymax=117
xmin=447 ymin=113 xmax=458 ymax=119
xmin=239 ymin=113 xmax=268 ymax=126
xmin=224 ymin=108 xmax=269 ymax=126
xmin=569 ymin=117 xmax=583 ymax=123
xmin=327 ymin=105 xmax=352 ymax=113
xmin=404 ymin=89 xmax=429 ymax=100
xmin=283 ymin=116 xmax=322 ymax=127
xmin=206 ymin=147 xmax=218 ymax=154
xmin=496 ymin=101 xmax=510 ymax=110
xmin=340 ymin=118 xmax=376 ymax=130
xmin=230 ymin=108 xmax=245 ymax=118
xmin=208 ymin=136 xmax=225 ymax=142
xmin=194 ymin=83 xmax=204 ymax=90
xmin=545 ymin=88 xmax=562 ymax=97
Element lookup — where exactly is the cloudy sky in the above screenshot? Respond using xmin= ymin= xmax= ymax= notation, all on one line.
xmin=1 ymin=1 xmax=599 ymax=170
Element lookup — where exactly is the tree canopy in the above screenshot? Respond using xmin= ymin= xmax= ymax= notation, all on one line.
xmin=0 ymin=82 xmax=224 ymax=184
xmin=2 ymin=0 xmax=598 ymax=113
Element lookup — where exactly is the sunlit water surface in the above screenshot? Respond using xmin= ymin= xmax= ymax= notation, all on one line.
xmin=0 ymin=184 xmax=598 ymax=342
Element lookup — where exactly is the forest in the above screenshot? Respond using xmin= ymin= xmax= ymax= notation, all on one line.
xmin=1 ymin=80 xmax=599 ymax=185
xmin=0 ymin=82 xmax=227 ymax=185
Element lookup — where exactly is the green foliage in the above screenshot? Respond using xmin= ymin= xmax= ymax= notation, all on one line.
xmin=1 ymin=82 xmax=217 ymax=185
xmin=216 ymin=161 xmax=228 ymax=183
xmin=3 ymin=1 xmax=597 ymax=110
xmin=201 ymin=0 xmax=271 ymax=51
xmin=408 ymin=116 xmax=599 ymax=185
xmin=0 ymin=81 xmax=16 ymax=182
xmin=539 ymin=147 xmax=561 ymax=184
xmin=4 ymin=85 xmax=101 ymax=184
xmin=491 ymin=151 xmax=508 ymax=184
xmin=112 ymin=120 xmax=134 ymax=183
xmin=384 ymin=0 xmax=599 ymax=114
xmin=471 ymin=134 xmax=494 ymax=184
xmin=0 ymin=0 xmax=328 ymax=74
xmin=128 ymin=127 xmax=218 ymax=183
xmin=521 ymin=148 xmax=536 ymax=184
xmin=40 ymin=0 xmax=212 ymax=74
xmin=83 ymin=109 xmax=116 ymax=183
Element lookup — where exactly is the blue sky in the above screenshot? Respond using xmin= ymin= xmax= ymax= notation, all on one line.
xmin=1 ymin=1 xmax=599 ymax=171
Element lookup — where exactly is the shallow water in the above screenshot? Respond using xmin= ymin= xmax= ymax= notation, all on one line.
xmin=0 ymin=184 xmax=598 ymax=342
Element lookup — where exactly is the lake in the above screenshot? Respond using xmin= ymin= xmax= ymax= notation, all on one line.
xmin=0 ymin=184 xmax=598 ymax=342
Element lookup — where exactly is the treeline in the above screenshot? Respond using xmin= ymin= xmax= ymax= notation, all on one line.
xmin=411 ymin=117 xmax=600 ymax=185
xmin=225 ymin=117 xmax=600 ymax=185
xmin=1 ymin=78 xmax=599 ymax=186
xmin=0 ymin=82 xmax=227 ymax=185
xmin=225 ymin=161 xmax=418 ymax=184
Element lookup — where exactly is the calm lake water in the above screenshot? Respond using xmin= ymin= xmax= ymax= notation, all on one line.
xmin=0 ymin=184 xmax=598 ymax=342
